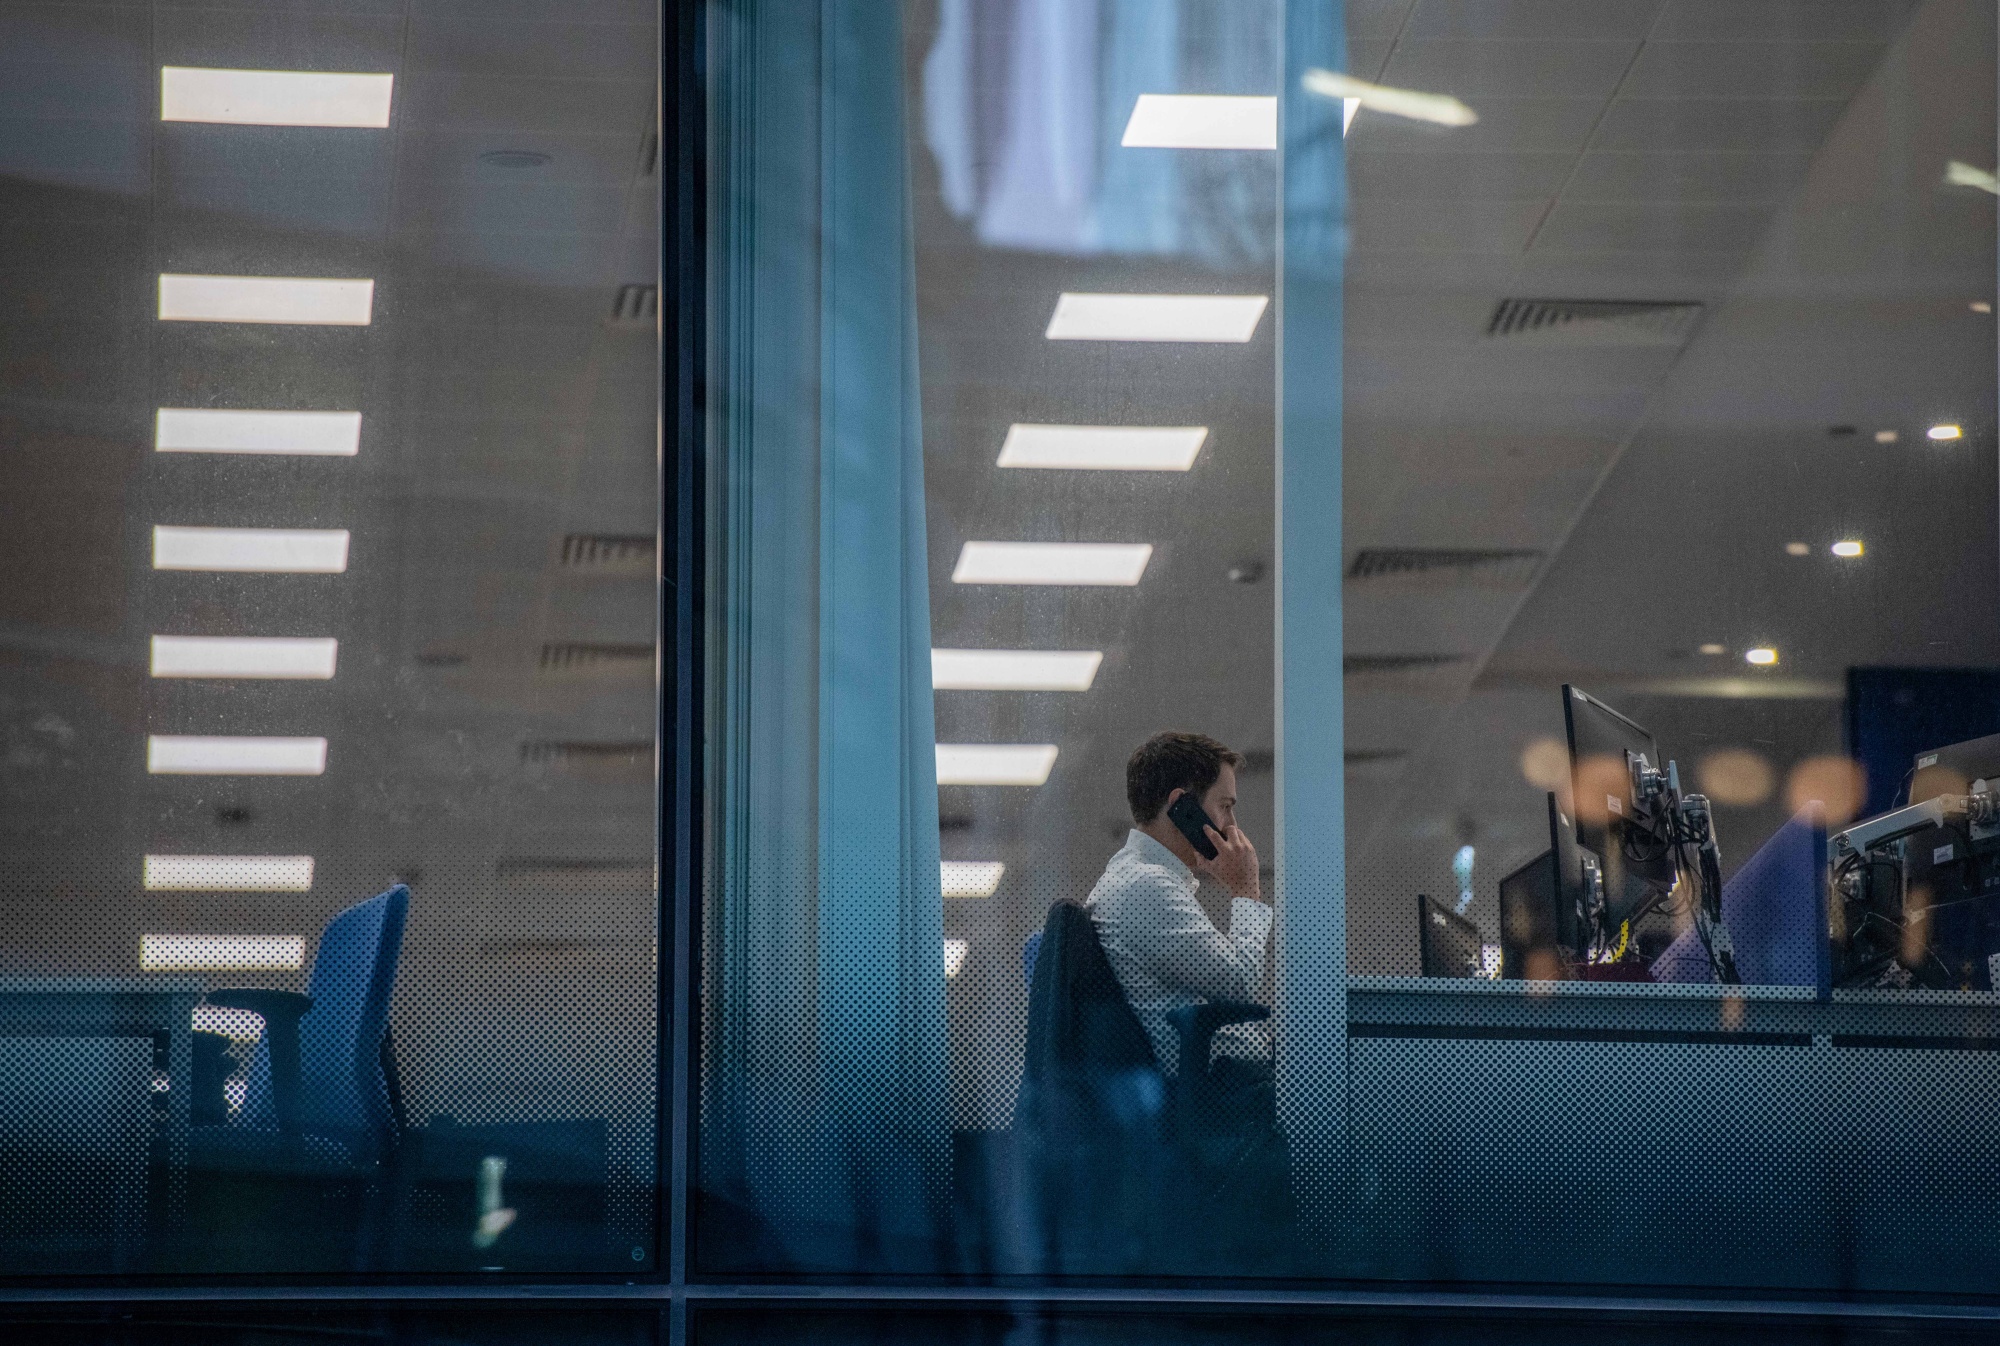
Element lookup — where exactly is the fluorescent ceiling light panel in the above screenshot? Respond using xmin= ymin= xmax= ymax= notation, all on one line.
xmin=998 ymin=423 xmax=1207 ymax=471
xmin=932 ymin=649 xmax=1102 ymax=691
xmin=159 ymin=274 xmax=374 ymax=326
xmin=144 ymin=853 xmax=315 ymax=892
xmin=1121 ymin=94 xmax=1275 ymax=149
xmin=936 ymin=744 xmax=1059 ymax=786
xmin=161 ymin=67 xmax=393 ymax=128
xmin=941 ymin=861 xmax=1006 ymax=898
xmin=951 ymin=542 xmax=1152 ymax=586
xmin=151 ymin=636 xmax=338 ymax=680
xmin=942 ymin=938 xmax=970 ymax=978
xmin=147 ymin=735 xmax=327 ymax=776
xmin=1301 ymin=67 xmax=1478 ymax=127
xmin=141 ymin=934 xmax=305 ymax=972
xmin=1047 ymin=293 xmax=1267 ymax=343
xmin=156 ymin=408 xmax=361 ymax=456
xmin=153 ymin=526 xmax=349 ymax=573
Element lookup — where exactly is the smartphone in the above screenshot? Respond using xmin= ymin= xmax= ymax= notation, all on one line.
xmin=1165 ymin=791 xmax=1220 ymax=861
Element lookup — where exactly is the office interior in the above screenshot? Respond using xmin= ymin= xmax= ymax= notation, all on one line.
xmin=904 ymin=0 xmax=2000 ymax=1291
xmin=7 ymin=0 xmax=2000 ymax=1313
xmin=925 ymin=0 xmax=1999 ymax=1110
xmin=0 ymin=2 xmax=660 ymax=1274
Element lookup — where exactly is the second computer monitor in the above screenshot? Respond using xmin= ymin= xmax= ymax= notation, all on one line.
xmin=1498 ymin=791 xmax=1587 ymax=978
xmin=1419 ymin=894 xmax=1484 ymax=978
xmin=1563 ymin=684 xmax=1678 ymax=919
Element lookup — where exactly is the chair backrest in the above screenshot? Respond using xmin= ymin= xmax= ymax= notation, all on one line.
xmin=243 ymin=885 xmax=409 ymax=1154
xmin=1651 ymin=807 xmax=1828 ymax=992
xmin=1020 ymin=902 xmax=1157 ymax=1094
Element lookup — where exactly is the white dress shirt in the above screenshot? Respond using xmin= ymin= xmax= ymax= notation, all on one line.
xmin=1084 ymin=829 xmax=1274 ymax=1074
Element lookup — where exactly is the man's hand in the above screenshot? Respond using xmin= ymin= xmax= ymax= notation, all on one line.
xmin=1199 ymin=824 xmax=1262 ymax=903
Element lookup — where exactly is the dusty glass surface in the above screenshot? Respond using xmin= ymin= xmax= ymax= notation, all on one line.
xmin=700 ymin=0 xmax=2000 ymax=1294
xmin=0 ymin=2 xmax=660 ymax=1275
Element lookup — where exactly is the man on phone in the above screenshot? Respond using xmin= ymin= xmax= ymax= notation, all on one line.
xmin=1086 ymin=731 xmax=1271 ymax=1076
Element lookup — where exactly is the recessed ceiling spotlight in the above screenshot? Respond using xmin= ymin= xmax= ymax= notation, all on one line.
xmin=1745 ymin=647 xmax=1779 ymax=666
xmin=1973 ymin=301 xmax=1993 ymax=314
xmin=480 ymin=149 xmax=551 ymax=168
xmin=1784 ymin=542 xmax=1810 ymax=556
xmin=1698 ymin=643 xmax=1726 ymax=656
xmin=1929 ymin=423 xmax=1964 ymax=441
xmin=1874 ymin=429 xmax=1899 ymax=443
xmin=1832 ymin=540 xmax=1864 ymax=557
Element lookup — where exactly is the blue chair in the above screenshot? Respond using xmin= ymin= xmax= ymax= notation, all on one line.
xmin=1651 ymin=808 xmax=1830 ymax=994
xmin=1012 ymin=902 xmax=1273 ymax=1272
xmin=180 ymin=885 xmax=410 ymax=1270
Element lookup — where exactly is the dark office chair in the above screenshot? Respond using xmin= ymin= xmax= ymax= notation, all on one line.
xmin=1013 ymin=901 xmax=1270 ymax=1271
xmin=178 ymin=884 xmax=411 ymax=1271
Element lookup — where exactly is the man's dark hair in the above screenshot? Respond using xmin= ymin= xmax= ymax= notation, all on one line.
xmin=1126 ymin=731 xmax=1243 ymax=824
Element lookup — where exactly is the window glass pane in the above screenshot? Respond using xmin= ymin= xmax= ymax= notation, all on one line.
xmin=700 ymin=0 xmax=2000 ymax=1295
xmin=0 ymin=3 xmax=660 ymax=1274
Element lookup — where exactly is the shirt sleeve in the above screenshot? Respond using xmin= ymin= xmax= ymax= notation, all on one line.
xmin=1107 ymin=872 xmax=1269 ymax=1002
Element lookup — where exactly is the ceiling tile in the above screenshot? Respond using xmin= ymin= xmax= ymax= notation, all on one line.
xmin=1384 ymin=38 xmax=1641 ymax=100
xmin=1591 ymin=97 xmax=1848 ymax=153
xmin=1406 ymin=0 xmax=1665 ymax=41
xmin=1653 ymin=0 xmax=1918 ymax=41
xmin=1624 ymin=39 xmax=1889 ymax=99
xmin=1565 ymin=150 xmax=1816 ymax=202
xmin=1350 ymin=96 xmax=1603 ymax=154
xmin=1533 ymin=199 xmax=1775 ymax=253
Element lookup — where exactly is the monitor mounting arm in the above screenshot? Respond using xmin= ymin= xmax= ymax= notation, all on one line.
xmin=1632 ymin=755 xmax=1741 ymax=985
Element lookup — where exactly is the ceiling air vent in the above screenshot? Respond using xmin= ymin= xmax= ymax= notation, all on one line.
xmin=538 ymin=642 xmax=655 ymax=675
xmin=1487 ymin=298 xmax=1702 ymax=346
xmin=559 ymin=533 xmax=655 ymax=574
xmin=1347 ymin=548 xmax=1543 ymax=590
xmin=611 ymin=283 xmax=658 ymax=326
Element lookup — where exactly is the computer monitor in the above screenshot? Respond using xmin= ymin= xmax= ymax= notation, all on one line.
xmin=1417 ymin=894 xmax=1483 ymax=978
xmin=1911 ymin=731 xmax=2000 ymax=804
xmin=1563 ymin=685 xmax=1678 ymax=921
xmin=1876 ymin=732 xmax=2000 ymax=989
xmin=1498 ymin=791 xmax=1586 ymax=979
